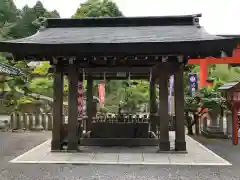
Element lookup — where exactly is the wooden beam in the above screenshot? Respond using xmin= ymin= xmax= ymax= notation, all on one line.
xmin=91 ymin=76 xmax=149 ymax=80
xmin=80 ymin=67 xmax=152 ymax=73
xmin=49 ymin=66 xmax=152 ymax=74
xmin=188 ymin=57 xmax=240 ymax=65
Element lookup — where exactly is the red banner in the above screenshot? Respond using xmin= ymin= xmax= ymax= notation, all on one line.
xmin=98 ymin=83 xmax=105 ymax=105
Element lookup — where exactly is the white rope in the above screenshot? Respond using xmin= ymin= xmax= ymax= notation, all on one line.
xmin=128 ymin=72 xmax=131 ymax=82
xmin=83 ymin=69 xmax=85 ymax=81
xmin=104 ymin=72 xmax=106 ymax=82
xmin=150 ymin=68 xmax=152 ymax=82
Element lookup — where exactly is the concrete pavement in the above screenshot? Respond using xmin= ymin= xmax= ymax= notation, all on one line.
xmin=0 ymin=131 xmax=240 ymax=179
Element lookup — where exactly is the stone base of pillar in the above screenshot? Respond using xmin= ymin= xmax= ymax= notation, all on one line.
xmin=51 ymin=140 xmax=62 ymax=151
xmin=67 ymin=148 xmax=81 ymax=153
xmin=175 ymin=140 xmax=186 ymax=151
xmin=149 ymin=114 xmax=158 ymax=133
xmin=35 ymin=125 xmax=44 ymax=131
xmin=67 ymin=141 xmax=79 ymax=151
xmin=159 ymin=141 xmax=170 ymax=151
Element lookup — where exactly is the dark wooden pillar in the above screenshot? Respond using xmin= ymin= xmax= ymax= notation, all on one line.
xmin=174 ymin=66 xmax=186 ymax=151
xmin=150 ymin=76 xmax=157 ymax=114
xmin=86 ymin=74 xmax=93 ymax=131
xmin=51 ymin=64 xmax=64 ymax=151
xmin=67 ymin=58 xmax=79 ymax=151
xmin=149 ymin=74 xmax=157 ymax=132
xmin=159 ymin=69 xmax=170 ymax=151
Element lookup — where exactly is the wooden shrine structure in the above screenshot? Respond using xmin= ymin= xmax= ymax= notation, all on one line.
xmin=0 ymin=14 xmax=238 ymax=152
xmin=219 ymin=82 xmax=240 ymax=145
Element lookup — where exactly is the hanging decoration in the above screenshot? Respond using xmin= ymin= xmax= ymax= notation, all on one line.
xmin=189 ymin=73 xmax=198 ymax=96
xmin=98 ymin=72 xmax=106 ymax=106
xmin=168 ymin=75 xmax=174 ymax=114
xmin=77 ymin=71 xmax=85 ymax=117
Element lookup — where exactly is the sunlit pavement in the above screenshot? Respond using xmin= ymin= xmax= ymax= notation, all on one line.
xmin=0 ymin=131 xmax=240 ymax=180
xmin=10 ymin=132 xmax=230 ymax=166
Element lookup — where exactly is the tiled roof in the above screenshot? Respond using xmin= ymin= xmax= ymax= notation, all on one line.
xmin=5 ymin=26 xmax=229 ymax=44
xmin=0 ymin=14 xmax=238 ymax=57
xmin=0 ymin=62 xmax=23 ymax=75
xmin=4 ymin=15 xmax=232 ymax=44
xmin=218 ymin=82 xmax=239 ymax=90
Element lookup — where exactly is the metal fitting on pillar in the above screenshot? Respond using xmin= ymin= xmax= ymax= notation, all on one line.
xmin=52 ymin=57 xmax=58 ymax=65
xmin=177 ymin=56 xmax=183 ymax=63
xmin=193 ymin=17 xmax=201 ymax=28
xmin=162 ymin=56 xmax=168 ymax=63
xmin=69 ymin=56 xmax=76 ymax=64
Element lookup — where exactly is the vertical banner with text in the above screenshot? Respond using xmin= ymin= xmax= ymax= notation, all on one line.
xmin=98 ymin=83 xmax=105 ymax=106
xmin=168 ymin=75 xmax=174 ymax=114
xmin=189 ymin=73 xmax=198 ymax=96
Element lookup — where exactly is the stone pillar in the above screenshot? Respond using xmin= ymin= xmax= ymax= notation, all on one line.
xmin=219 ymin=108 xmax=224 ymax=132
xmin=158 ymin=69 xmax=170 ymax=151
xmin=47 ymin=113 xmax=53 ymax=130
xmin=51 ymin=64 xmax=64 ymax=151
xmin=149 ymin=75 xmax=157 ymax=132
xmin=174 ymin=67 xmax=186 ymax=151
xmin=86 ymin=74 xmax=93 ymax=131
xmin=202 ymin=115 xmax=208 ymax=131
xmin=67 ymin=60 xmax=79 ymax=151
xmin=226 ymin=111 xmax=232 ymax=136
xmin=210 ymin=112 xmax=219 ymax=127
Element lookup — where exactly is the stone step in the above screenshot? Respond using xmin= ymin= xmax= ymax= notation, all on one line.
xmin=79 ymin=138 xmax=158 ymax=146
xmin=201 ymin=130 xmax=229 ymax=139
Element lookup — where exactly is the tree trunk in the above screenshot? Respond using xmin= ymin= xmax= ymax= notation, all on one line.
xmin=185 ymin=112 xmax=194 ymax=135
xmin=187 ymin=125 xmax=194 ymax=135
xmin=194 ymin=114 xmax=200 ymax=135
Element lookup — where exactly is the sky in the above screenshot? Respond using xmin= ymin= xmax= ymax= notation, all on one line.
xmin=13 ymin=0 xmax=240 ymax=35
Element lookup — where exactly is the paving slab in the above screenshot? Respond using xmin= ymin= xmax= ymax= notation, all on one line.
xmin=93 ymin=153 xmax=118 ymax=163
xmin=118 ymin=153 xmax=143 ymax=164
xmin=143 ymin=153 xmax=170 ymax=164
xmin=10 ymin=132 xmax=232 ymax=165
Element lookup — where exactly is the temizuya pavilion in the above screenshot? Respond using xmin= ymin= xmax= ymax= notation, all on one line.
xmin=0 ymin=14 xmax=238 ymax=152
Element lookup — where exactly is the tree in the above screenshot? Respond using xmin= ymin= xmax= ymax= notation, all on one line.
xmin=184 ymin=93 xmax=203 ymax=135
xmin=0 ymin=1 xmax=62 ymax=113
xmin=0 ymin=0 xmax=18 ymax=39
xmin=72 ymin=0 xmax=123 ymax=18
xmin=7 ymin=1 xmax=60 ymax=39
xmin=33 ymin=1 xmax=46 ymax=18
xmin=184 ymin=81 xmax=227 ymax=135
xmin=0 ymin=56 xmax=32 ymax=112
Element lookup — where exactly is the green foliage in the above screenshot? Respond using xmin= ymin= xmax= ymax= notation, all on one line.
xmin=29 ymin=77 xmax=53 ymax=97
xmin=0 ymin=57 xmax=33 ymax=111
xmin=2 ymin=1 xmax=60 ymax=39
xmin=32 ymin=61 xmax=51 ymax=76
xmin=18 ymin=96 xmax=36 ymax=104
xmin=0 ymin=0 xmax=18 ymax=38
xmin=0 ymin=0 xmax=61 ymax=112
xmin=73 ymin=0 xmax=123 ymax=18
xmin=184 ymin=95 xmax=200 ymax=113
xmin=0 ymin=0 xmax=17 ymax=23
xmin=199 ymin=86 xmax=227 ymax=112
xmin=210 ymin=64 xmax=240 ymax=82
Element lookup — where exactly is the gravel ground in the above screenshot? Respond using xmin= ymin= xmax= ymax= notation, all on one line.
xmin=0 ymin=132 xmax=240 ymax=180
